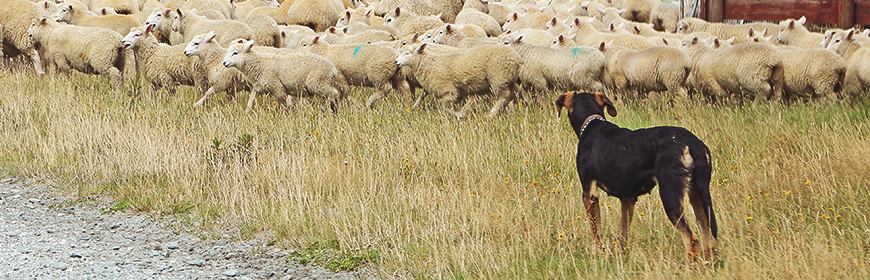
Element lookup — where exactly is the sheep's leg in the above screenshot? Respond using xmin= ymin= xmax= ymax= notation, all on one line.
xmin=285 ymin=94 xmax=295 ymax=109
xmin=843 ymin=71 xmax=863 ymax=98
xmin=488 ymin=83 xmax=516 ymax=118
xmin=390 ymin=72 xmax=411 ymax=103
xmin=411 ymin=90 xmax=428 ymax=109
xmin=366 ymin=86 xmax=389 ymax=108
xmin=246 ymin=89 xmax=259 ymax=113
xmin=439 ymin=91 xmax=464 ymax=119
xmin=106 ymin=67 xmax=123 ymax=89
xmin=29 ymin=48 xmax=45 ymax=75
xmin=193 ymin=87 xmax=217 ymax=108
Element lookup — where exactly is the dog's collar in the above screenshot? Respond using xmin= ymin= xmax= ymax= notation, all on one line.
xmin=579 ymin=114 xmax=605 ymax=138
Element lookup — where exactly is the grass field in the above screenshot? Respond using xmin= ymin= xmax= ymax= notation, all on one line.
xmin=1 ymin=67 xmax=869 ymax=279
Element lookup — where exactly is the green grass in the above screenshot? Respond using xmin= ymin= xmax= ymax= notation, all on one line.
xmin=0 ymin=67 xmax=868 ymax=278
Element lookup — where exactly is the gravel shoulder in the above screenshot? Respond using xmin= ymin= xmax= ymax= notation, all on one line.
xmin=0 ymin=177 xmax=369 ymax=279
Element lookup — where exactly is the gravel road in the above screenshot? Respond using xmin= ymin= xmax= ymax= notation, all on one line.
xmin=0 ymin=177 xmax=368 ymax=279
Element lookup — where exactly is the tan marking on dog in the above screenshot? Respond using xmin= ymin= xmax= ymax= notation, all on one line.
xmin=680 ymin=146 xmax=694 ymax=193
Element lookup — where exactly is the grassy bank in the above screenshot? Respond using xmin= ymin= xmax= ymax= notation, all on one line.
xmin=1 ymin=68 xmax=868 ymax=278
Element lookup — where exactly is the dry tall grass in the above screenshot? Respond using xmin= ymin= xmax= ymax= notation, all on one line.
xmin=1 ymin=67 xmax=868 ymax=278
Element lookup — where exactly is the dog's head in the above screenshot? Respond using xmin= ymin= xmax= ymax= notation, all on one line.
xmin=555 ymin=91 xmax=617 ymax=120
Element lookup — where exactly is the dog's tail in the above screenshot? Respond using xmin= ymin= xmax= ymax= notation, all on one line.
xmin=691 ymin=140 xmax=718 ymax=239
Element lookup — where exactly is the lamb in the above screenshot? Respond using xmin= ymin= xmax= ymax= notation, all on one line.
xmin=172 ymin=8 xmax=255 ymax=46
xmin=454 ymin=0 xmax=502 ymax=37
xmin=597 ymin=41 xmax=691 ymax=99
xmin=568 ymin=17 xmax=655 ymax=50
xmin=326 ymin=26 xmax=394 ymax=44
xmin=121 ymin=24 xmax=209 ymax=95
xmin=395 ymin=43 xmax=522 ymax=118
xmin=243 ymin=14 xmax=282 ymax=47
xmin=144 ymin=8 xmax=176 ymax=44
xmin=182 ymin=0 xmax=236 ymax=20
xmin=551 ymin=33 xmax=579 ymax=47
xmin=285 ymin=0 xmax=344 ymax=32
xmin=544 ymin=16 xmax=570 ymax=36
xmin=680 ymin=37 xmax=783 ymax=102
xmin=649 ymin=1 xmax=678 ymax=32
xmin=677 ymin=17 xmax=780 ymax=44
xmin=777 ymin=17 xmax=824 ymax=49
xmin=335 ymin=8 xmax=401 ymax=37
xmin=282 ymin=30 xmax=342 ymax=49
xmin=90 ymin=0 xmax=141 ymax=14
xmin=234 ymin=0 xmax=280 ymax=20
xmin=384 ymin=7 xmax=445 ymax=37
xmin=370 ymin=0 xmax=464 ymax=23
xmin=501 ymin=28 xmax=554 ymax=46
xmin=504 ymin=35 xmax=606 ymax=100
xmin=301 ymin=36 xmax=408 ymax=108
xmin=56 ymin=4 xmax=141 ymax=35
xmin=27 ymin=18 xmax=130 ymax=87
xmin=222 ymin=39 xmax=343 ymax=113
xmin=577 ymin=1 xmax=607 ymax=20
xmin=0 ymin=0 xmax=49 ymax=74
xmin=487 ymin=1 xmax=514 ymax=26
xmin=431 ymin=24 xmax=500 ymax=48
xmin=822 ymin=28 xmax=870 ymax=48
xmin=183 ymin=31 xmax=249 ymax=107
xmin=828 ymin=30 xmax=870 ymax=97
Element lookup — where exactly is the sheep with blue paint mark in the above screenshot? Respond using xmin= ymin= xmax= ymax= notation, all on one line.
xmin=301 ymin=36 xmax=409 ymax=108
xmin=504 ymin=35 xmax=606 ymax=99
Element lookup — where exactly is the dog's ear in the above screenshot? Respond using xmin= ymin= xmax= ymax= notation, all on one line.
xmin=555 ymin=91 xmax=575 ymax=117
xmin=593 ymin=91 xmax=617 ymax=117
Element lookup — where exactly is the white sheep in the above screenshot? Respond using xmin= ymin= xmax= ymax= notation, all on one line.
xmin=370 ymin=0 xmax=464 ymax=23
xmin=454 ymin=0 xmax=501 ymax=37
xmin=243 ymin=14 xmax=282 ymax=47
xmin=504 ymin=35 xmax=606 ymax=100
xmin=431 ymin=24 xmax=500 ymax=48
xmin=828 ymin=30 xmax=870 ymax=97
xmin=677 ymin=17 xmax=779 ymax=44
xmin=222 ymin=39 xmax=344 ymax=113
xmin=183 ymin=31 xmax=250 ymax=107
xmin=245 ymin=0 xmax=292 ymax=24
xmin=568 ymin=17 xmax=655 ymax=50
xmin=337 ymin=8 xmax=402 ymax=38
xmin=326 ymin=26 xmax=394 ymax=44
xmin=619 ymin=0 xmax=659 ymax=23
xmin=680 ymin=37 xmax=783 ymax=102
xmin=27 ymin=17 xmax=131 ymax=87
xmin=285 ymin=0 xmax=344 ymax=32
xmin=597 ymin=41 xmax=692 ymax=99
xmin=0 ymin=0 xmax=50 ymax=75
xmin=121 ymin=24 xmax=209 ymax=95
xmin=777 ymin=17 xmax=824 ymax=49
xmin=649 ymin=1 xmax=678 ymax=33
xmin=395 ymin=43 xmax=522 ymax=118
xmin=235 ymin=0 xmax=280 ymax=20
xmin=172 ymin=8 xmax=255 ymax=46
xmin=90 ymin=0 xmax=141 ymax=15
xmin=301 ymin=36 xmax=408 ymax=108
xmin=56 ymin=4 xmax=141 ymax=35
xmin=384 ymin=7 xmax=445 ymax=37
xmin=182 ymin=0 xmax=236 ymax=20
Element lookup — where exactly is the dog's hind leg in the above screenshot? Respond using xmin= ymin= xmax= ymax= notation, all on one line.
xmin=618 ymin=197 xmax=638 ymax=249
xmin=582 ymin=182 xmax=603 ymax=248
xmin=688 ymin=187 xmax=715 ymax=261
xmin=657 ymin=173 xmax=700 ymax=263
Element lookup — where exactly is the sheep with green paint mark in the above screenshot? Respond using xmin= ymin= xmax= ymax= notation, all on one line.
xmin=302 ymin=36 xmax=408 ymax=108
xmin=505 ymin=35 xmax=606 ymax=100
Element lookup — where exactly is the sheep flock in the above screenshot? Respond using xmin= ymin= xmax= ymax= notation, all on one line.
xmin=3 ymin=0 xmax=869 ymax=118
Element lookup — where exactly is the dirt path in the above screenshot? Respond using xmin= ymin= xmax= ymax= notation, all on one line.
xmin=0 ymin=177 xmax=367 ymax=279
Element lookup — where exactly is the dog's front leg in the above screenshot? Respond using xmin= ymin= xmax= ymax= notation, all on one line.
xmin=582 ymin=181 xmax=603 ymax=249
xmin=618 ymin=197 xmax=638 ymax=249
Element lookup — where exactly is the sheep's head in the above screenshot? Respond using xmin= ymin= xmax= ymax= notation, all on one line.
xmin=27 ymin=18 xmax=54 ymax=42
xmin=184 ymin=31 xmax=216 ymax=57
xmin=223 ymin=40 xmax=255 ymax=68
xmin=55 ymin=4 xmax=74 ymax=23
xmin=146 ymin=8 xmax=172 ymax=30
xmin=395 ymin=43 xmax=426 ymax=67
xmin=172 ymin=8 xmax=186 ymax=32
xmin=122 ymin=25 xmax=154 ymax=50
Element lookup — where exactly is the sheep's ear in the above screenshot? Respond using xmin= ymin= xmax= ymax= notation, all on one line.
xmin=606 ymin=40 xmax=614 ymax=48
xmin=101 ymin=8 xmax=108 ymax=15
xmin=394 ymin=6 xmax=400 ymax=17
xmin=515 ymin=35 xmax=524 ymax=43
xmin=609 ymin=23 xmax=615 ymax=32
xmin=662 ymin=38 xmax=668 ymax=45
xmin=580 ymin=2 xmax=589 ymax=8
xmin=43 ymin=1 xmax=49 ymax=9
xmin=416 ymin=43 xmax=428 ymax=54
xmin=558 ymin=34 xmax=565 ymax=42
xmin=712 ymin=38 xmax=720 ymax=48
xmin=845 ymin=29 xmax=854 ymax=40
xmin=725 ymin=37 xmax=735 ymax=44
xmin=748 ymin=27 xmax=754 ymax=37
xmin=618 ymin=9 xmax=626 ymax=15
xmin=411 ymin=32 xmax=420 ymax=42
xmin=594 ymin=91 xmax=617 ymax=117
xmin=691 ymin=36 xmax=699 ymax=45
xmin=511 ymin=13 xmax=518 ymax=20
xmin=365 ymin=10 xmax=371 ymax=17
xmin=435 ymin=12 xmax=442 ymax=18
xmin=633 ymin=26 xmax=640 ymax=33
xmin=243 ymin=40 xmax=255 ymax=52
xmin=39 ymin=17 xmax=48 ymax=25
xmin=176 ymin=8 xmax=183 ymax=17
xmin=797 ymin=16 xmax=806 ymax=25
xmin=587 ymin=17 xmax=595 ymax=23
xmin=145 ymin=24 xmax=154 ymax=34
xmin=550 ymin=17 xmax=556 ymax=25
xmin=280 ymin=31 xmax=286 ymax=38
xmin=573 ymin=17 xmax=580 ymax=25
xmin=446 ymin=24 xmax=452 ymax=33
xmin=597 ymin=8 xmax=604 ymax=15
xmin=787 ymin=20 xmax=795 ymax=30
xmin=311 ymin=36 xmax=320 ymax=45
xmin=598 ymin=41 xmax=606 ymax=51
xmin=204 ymin=31 xmax=216 ymax=43
xmin=762 ymin=28 xmax=769 ymax=36
xmin=328 ymin=26 xmax=336 ymax=33
xmin=67 ymin=4 xmax=73 ymax=11
xmin=554 ymin=91 xmax=575 ymax=117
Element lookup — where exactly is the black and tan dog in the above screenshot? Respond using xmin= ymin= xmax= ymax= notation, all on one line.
xmin=555 ymin=91 xmax=717 ymax=262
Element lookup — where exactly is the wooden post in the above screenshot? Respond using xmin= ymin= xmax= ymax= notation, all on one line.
xmin=840 ymin=0 xmax=855 ymax=29
xmin=709 ymin=0 xmax=724 ymax=22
